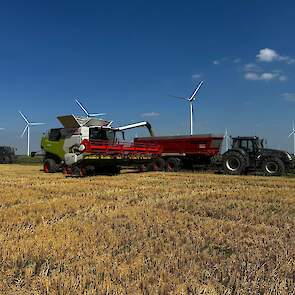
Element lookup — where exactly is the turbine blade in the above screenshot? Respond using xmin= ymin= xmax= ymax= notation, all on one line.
xmin=288 ymin=131 xmax=295 ymax=137
xmin=88 ymin=113 xmax=107 ymax=117
xmin=188 ymin=80 xmax=204 ymax=101
xmin=30 ymin=122 xmax=45 ymax=126
xmin=168 ymin=94 xmax=188 ymax=100
xmin=0 ymin=128 xmax=4 ymax=130
xmin=21 ymin=125 xmax=28 ymax=138
xmin=18 ymin=111 xmax=30 ymax=124
xmin=75 ymin=98 xmax=89 ymax=116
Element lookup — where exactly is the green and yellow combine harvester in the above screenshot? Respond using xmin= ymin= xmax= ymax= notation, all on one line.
xmin=39 ymin=115 xmax=161 ymax=176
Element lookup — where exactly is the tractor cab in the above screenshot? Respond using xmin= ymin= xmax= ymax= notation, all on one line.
xmin=231 ymin=136 xmax=263 ymax=154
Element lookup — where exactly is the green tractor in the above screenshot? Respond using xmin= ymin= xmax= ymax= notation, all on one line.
xmin=222 ymin=136 xmax=294 ymax=176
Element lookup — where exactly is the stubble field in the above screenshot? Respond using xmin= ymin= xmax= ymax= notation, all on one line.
xmin=0 ymin=164 xmax=294 ymax=294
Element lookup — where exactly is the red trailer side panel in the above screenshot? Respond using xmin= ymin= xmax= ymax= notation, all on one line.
xmin=134 ymin=134 xmax=223 ymax=158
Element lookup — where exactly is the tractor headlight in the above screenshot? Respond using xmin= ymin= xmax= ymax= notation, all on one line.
xmin=78 ymin=144 xmax=86 ymax=152
xmin=286 ymin=152 xmax=293 ymax=161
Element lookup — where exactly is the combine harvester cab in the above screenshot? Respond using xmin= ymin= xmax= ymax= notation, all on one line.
xmin=41 ymin=115 xmax=161 ymax=176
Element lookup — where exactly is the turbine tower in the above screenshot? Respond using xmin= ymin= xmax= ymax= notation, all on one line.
xmin=75 ymin=98 xmax=106 ymax=118
xmin=288 ymin=121 xmax=295 ymax=155
xmin=170 ymin=81 xmax=204 ymax=135
xmin=224 ymin=128 xmax=230 ymax=152
xmin=19 ymin=111 xmax=45 ymax=156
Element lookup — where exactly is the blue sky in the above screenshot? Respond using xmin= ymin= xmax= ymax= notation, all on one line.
xmin=0 ymin=0 xmax=295 ymax=153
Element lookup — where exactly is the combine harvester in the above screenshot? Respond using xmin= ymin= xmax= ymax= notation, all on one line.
xmin=40 ymin=115 xmax=162 ymax=176
xmin=39 ymin=114 xmax=223 ymax=176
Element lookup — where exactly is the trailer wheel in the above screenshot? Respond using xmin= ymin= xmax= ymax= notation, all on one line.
xmin=138 ymin=163 xmax=148 ymax=172
xmin=151 ymin=158 xmax=165 ymax=171
xmin=166 ymin=158 xmax=181 ymax=172
xmin=262 ymin=158 xmax=285 ymax=176
xmin=44 ymin=158 xmax=57 ymax=173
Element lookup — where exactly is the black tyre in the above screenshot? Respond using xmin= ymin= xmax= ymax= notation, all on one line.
xmin=138 ymin=163 xmax=148 ymax=173
xmin=151 ymin=158 xmax=165 ymax=171
xmin=166 ymin=157 xmax=181 ymax=172
xmin=223 ymin=151 xmax=247 ymax=175
xmin=262 ymin=158 xmax=285 ymax=176
xmin=43 ymin=158 xmax=57 ymax=173
xmin=2 ymin=156 xmax=9 ymax=164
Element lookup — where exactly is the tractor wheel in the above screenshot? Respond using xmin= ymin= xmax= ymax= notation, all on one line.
xmin=151 ymin=158 xmax=165 ymax=171
xmin=262 ymin=158 xmax=285 ymax=176
xmin=223 ymin=151 xmax=247 ymax=175
xmin=166 ymin=157 xmax=181 ymax=172
xmin=43 ymin=158 xmax=57 ymax=173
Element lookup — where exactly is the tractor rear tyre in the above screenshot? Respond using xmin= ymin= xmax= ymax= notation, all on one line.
xmin=262 ymin=158 xmax=285 ymax=176
xmin=223 ymin=152 xmax=247 ymax=175
xmin=166 ymin=157 xmax=181 ymax=172
xmin=151 ymin=158 xmax=165 ymax=171
xmin=43 ymin=158 xmax=57 ymax=173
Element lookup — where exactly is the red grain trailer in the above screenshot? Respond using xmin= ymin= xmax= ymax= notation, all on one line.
xmin=134 ymin=134 xmax=223 ymax=171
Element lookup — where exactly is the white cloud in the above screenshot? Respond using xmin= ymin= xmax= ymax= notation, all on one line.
xmin=192 ymin=73 xmax=202 ymax=80
xmin=212 ymin=57 xmax=239 ymax=65
xmin=260 ymin=73 xmax=276 ymax=80
xmin=256 ymin=48 xmax=295 ymax=64
xmin=282 ymin=93 xmax=295 ymax=102
xmin=244 ymin=71 xmax=286 ymax=81
xmin=245 ymin=72 xmax=260 ymax=80
xmin=257 ymin=48 xmax=279 ymax=62
xmin=233 ymin=58 xmax=242 ymax=63
xmin=279 ymin=56 xmax=295 ymax=64
xmin=141 ymin=112 xmax=160 ymax=117
xmin=279 ymin=75 xmax=287 ymax=81
xmin=244 ymin=63 xmax=262 ymax=72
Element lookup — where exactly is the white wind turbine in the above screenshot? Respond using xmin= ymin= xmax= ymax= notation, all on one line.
xmin=170 ymin=81 xmax=204 ymax=135
xmin=288 ymin=121 xmax=295 ymax=155
xmin=75 ymin=98 xmax=106 ymax=118
xmin=224 ymin=128 xmax=230 ymax=152
xmin=19 ymin=111 xmax=45 ymax=156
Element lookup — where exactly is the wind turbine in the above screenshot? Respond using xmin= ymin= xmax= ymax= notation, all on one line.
xmin=288 ymin=121 xmax=295 ymax=155
xmin=19 ymin=111 xmax=45 ymax=156
xmin=224 ymin=128 xmax=230 ymax=152
xmin=75 ymin=98 xmax=106 ymax=118
xmin=170 ymin=81 xmax=204 ymax=135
